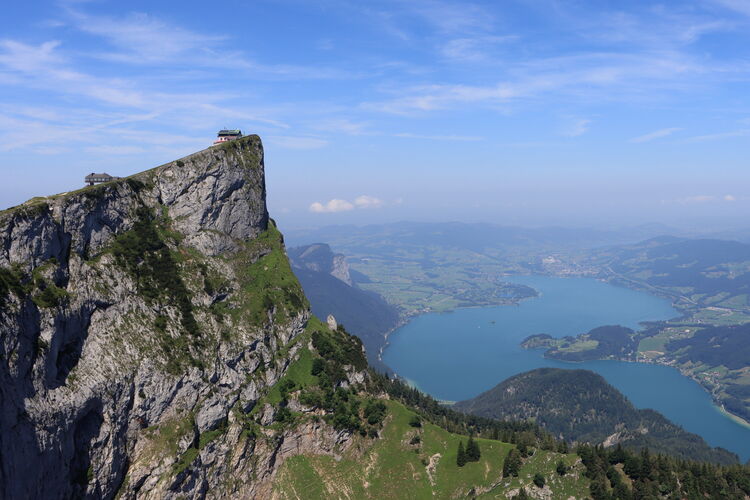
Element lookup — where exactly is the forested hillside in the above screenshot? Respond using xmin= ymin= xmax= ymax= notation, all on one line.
xmin=454 ymin=368 xmax=737 ymax=464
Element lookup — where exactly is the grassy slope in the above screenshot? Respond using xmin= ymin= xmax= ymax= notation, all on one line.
xmin=273 ymin=400 xmax=588 ymax=499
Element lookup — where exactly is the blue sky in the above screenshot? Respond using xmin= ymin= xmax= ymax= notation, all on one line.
xmin=0 ymin=0 xmax=748 ymax=230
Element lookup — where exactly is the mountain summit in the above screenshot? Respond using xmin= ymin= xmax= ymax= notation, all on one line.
xmin=0 ymin=137 xmax=366 ymax=498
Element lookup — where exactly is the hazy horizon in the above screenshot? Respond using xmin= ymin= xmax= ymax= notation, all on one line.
xmin=1 ymin=0 xmax=748 ymax=231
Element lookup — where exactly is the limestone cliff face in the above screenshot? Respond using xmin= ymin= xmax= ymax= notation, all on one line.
xmin=0 ymin=137 xmax=361 ymax=499
xmin=288 ymin=244 xmax=352 ymax=286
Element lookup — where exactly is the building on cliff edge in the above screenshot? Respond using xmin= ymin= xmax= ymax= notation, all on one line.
xmin=84 ymin=172 xmax=121 ymax=186
xmin=213 ymin=129 xmax=243 ymax=144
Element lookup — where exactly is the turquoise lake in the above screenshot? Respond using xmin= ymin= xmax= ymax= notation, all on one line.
xmin=382 ymin=275 xmax=750 ymax=462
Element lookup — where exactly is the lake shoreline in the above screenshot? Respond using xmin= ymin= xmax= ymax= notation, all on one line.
xmin=376 ymin=287 xmax=539 ymax=366
xmin=381 ymin=275 xmax=750 ymax=461
xmin=585 ymin=275 xmax=750 ymax=430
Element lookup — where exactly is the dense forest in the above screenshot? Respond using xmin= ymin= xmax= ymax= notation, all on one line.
xmin=575 ymin=443 xmax=750 ymax=499
xmin=453 ymin=368 xmax=737 ymax=464
xmin=369 ymin=370 xmax=553 ymax=442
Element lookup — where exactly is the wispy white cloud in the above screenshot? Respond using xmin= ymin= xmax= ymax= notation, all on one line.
xmin=0 ymin=40 xmax=64 ymax=72
xmin=311 ymin=119 xmax=369 ymax=135
xmin=561 ymin=118 xmax=591 ymax=137
xmin=683 ymin=195 xmax=716 ymax=203
xmin=440 ymin=35 xmax=517 ymax=62
xmin=0 ymin=111 xmax=140 ymax=152
xmin=84 ymin=145 xmax=146 ymax=155
xmin=712 ymin=0 xmax=750 ymax=17
xmin=362 ymin=83 xmax=520 ymax=114
xmin=309 ymin=194 xmax=386 ymax=213
xmin=0 ymin=39 xmax=148 ymax=108
xmin=362 ymin=49 xmax=717 ymax=114
xmin=685 ymin=129 xmax=750 ymax=142
xmin=316 ymin=38 xmax=335 ymax=51
xmin=354 ymin=195 xmax=384 ymax=209
xmin=398 ymin=0 xmax=494 ymax=34
xmin=68 ymin=10 xmax=225 ymax=64
xmin=394 ymin=132 xmax=483 ymax=141
xmin=630 ymin=127 xmax=682 ymax=143
xmin=309 ymin=199 xmax=355 ymax=213
xmin=64 ymin=7 xmax=356 ymax=80
xmin=266 ymin=135 xmax=328 ymax=149
xmin=663 ymin=194 xmax=738 ymax=204
xmin=0 ymin=29 xmax=291 ymax=153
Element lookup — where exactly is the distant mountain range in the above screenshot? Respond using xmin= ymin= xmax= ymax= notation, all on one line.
xmin=592 ymin=236 xmax=750 ymax=299
xmin=285 ymin=221 xmax=687 ymax=255
xmin=454 ymin=368 xmax=738 ymax=464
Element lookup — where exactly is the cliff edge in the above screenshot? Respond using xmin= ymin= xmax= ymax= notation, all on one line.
xmin=0 ymin=137 xmax=365 ymax=499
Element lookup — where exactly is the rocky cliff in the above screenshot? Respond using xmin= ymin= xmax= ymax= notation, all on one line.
xmin=0 ymin=137 xmax=365 ymax=499
xmin=287 ymin=244 xmax=400 ymax=373
xmin=288 ymin=244 xmax=352 ymax=286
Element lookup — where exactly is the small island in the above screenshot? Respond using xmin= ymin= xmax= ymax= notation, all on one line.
xmin=521 ymin=325 xmax=637 ymax=361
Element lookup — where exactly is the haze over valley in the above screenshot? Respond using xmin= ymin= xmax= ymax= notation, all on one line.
xmin=2 ymin=1 xmax=750 ymax=499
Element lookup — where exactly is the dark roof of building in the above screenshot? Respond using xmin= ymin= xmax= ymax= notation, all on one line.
xmin=85 ymin=173 xmax=118 ymax=181
xmin=217 ymin=129 xmax=242 ymax=136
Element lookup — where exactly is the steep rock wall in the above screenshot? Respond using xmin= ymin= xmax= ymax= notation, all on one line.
xmin=0 ymin=137 xmax=359 ymax=499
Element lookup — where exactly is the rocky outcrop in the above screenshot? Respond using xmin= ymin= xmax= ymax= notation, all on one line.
xmin=288 ymin=244 xmax=352 ymax=286
xmin=0 ymin=137 xmax=362 ymax=499
xmin=287 ymin=244 xmax=401 ymax=373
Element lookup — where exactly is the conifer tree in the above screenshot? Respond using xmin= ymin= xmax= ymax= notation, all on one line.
xmin=456 ymin=441 xmax=467 ymax=467
xmin=466 ymin=436 xmax=481 ymax=462
xmin=610 ymin=443 xmax=627 ymax=464
xmin=589 ymin=477 xmax=610 ymax=500
xmin=503 ymin=448 xmax=522 ymax=477
xmin=613 ymin=483 xmax=632 ymax=500
xmin=533 ymin=473 xmax=545 ymax=488
xmin=640 ymin=448 xmax=653 ymax=480
xmin=556 ymin=460 xmax=567 ymax=476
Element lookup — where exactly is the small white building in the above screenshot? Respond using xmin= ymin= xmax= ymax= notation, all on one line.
xmin=213 ymin=129 xmax=243 ymax=144
xmin=84 ymin=173 xmax=120 ymax=186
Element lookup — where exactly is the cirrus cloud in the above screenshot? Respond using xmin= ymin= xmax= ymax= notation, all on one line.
xmin=662 ymin=194 xmax=738 ymax=204
xmin=630 ymin=127 xmax=682 ymax=143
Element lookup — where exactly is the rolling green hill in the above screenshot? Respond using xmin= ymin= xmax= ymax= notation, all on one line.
xmin=268 ymin=356 xmax=750 ymax=499
xmin=454 ymin=368 xmax=738 ymax=464
xmin=273 ymin=400 xmax=589 ymax=499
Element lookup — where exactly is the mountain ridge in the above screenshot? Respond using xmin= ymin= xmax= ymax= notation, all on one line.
xmin=0 ymin=136 xmax=367 ymax=498
xmin=454 ymin=368 xmax=737 ymax=464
